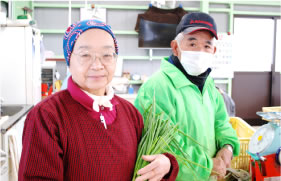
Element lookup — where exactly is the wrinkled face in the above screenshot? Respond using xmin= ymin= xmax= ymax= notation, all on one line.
xmin=171 ymin=30 xmax=216 ymax=59
xmin=69 ymin=29 xmax=117 ymax=96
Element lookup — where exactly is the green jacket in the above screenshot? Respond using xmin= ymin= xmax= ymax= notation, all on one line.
xmin=135 ymin=58 xmax=240 ymax=181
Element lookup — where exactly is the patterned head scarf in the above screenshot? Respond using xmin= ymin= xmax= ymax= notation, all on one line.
xmin=63 ymin=19 xmax=118 ymax=66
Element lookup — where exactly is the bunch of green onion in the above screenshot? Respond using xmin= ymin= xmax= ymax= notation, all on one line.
xmin=132 ymin=101 xmax=216 ymax=181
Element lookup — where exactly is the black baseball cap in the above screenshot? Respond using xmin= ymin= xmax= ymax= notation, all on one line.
xmin=176 ymin=12 xmax=218 ymax=39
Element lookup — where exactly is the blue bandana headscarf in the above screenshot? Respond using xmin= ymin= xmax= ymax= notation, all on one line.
xmin=63 ymin=19 xmax=118 ymax=66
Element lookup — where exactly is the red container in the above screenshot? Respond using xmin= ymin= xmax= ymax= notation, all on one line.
xmin=250 ymin=153 xmax=281 ymax=181
xmin=41 ymin=83 xmax=48 ymax=96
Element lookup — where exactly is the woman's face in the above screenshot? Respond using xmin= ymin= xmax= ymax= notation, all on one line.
xmin=69 ymin=29 xmax=117 ymax=96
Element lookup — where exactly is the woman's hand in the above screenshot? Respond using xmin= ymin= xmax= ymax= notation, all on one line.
xmin=135 ymin=154 xmax=171 ymax=181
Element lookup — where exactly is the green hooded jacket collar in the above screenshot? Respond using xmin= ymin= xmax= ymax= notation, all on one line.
xmin=161 ymin=57 xmax=212 ymax=92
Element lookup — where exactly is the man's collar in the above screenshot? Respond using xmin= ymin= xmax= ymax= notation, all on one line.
xmin=161 ymin=57 xmax=194 ymax=88
xmin=163 ymin=56 xmax=212 ymax=91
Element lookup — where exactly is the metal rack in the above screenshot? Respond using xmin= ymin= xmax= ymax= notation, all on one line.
xmin=9 ymin=0 xmax=281 ymax=96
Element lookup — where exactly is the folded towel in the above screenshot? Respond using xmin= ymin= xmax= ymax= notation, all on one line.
xmin=0 ymin=149 xmax=8 ymax=176
xmin=7 ymin=130 xmax=19 ymax=181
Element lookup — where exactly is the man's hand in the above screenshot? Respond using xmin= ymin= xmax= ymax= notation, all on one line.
xmin=135 ymin=154 xmax=171 ymax=181
xmin=211 ymin=157 xmax=226 ymax=180
xmin=216 ymin=146 xmax=233 ymax=168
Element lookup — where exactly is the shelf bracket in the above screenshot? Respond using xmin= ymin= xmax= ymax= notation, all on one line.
xmin=149 ymin=49 xmax=153 ymax=61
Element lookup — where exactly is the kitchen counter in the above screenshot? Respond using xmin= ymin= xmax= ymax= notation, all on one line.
xmin=0 ymin=104 xmax=33 ymax=134
xmin=116 ymin=94 xmax=137 ymax=104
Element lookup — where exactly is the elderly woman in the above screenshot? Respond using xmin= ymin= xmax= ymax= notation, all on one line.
xmin=18 ymin=19 xmax=178 ymax=181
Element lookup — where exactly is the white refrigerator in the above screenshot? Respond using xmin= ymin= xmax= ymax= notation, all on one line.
xmin=0 ymin=26 xmax=42 ymax=105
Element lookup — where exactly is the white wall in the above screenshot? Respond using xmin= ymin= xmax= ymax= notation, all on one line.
xmin=233 ymin=17 xmax=275 ymax=72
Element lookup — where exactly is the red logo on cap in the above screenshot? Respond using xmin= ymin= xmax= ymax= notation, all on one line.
xmin=190 ymin=20 xmax=213 ymax=27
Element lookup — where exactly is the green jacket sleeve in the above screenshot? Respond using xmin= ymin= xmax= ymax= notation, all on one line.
xmin=214 ymin=90 xmax=240 ymax=156
xmin=135 ymin=84 xmax=213 ymax=181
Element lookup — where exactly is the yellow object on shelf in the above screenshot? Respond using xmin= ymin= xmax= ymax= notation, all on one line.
xmin=229 ymin=117 xmax=255 ymax=172
xmin=55 ymin=80 xmax=62 ymax=92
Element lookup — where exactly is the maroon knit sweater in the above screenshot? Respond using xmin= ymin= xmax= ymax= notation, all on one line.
xmin=18 ymin=83 xmax=178 ymax=180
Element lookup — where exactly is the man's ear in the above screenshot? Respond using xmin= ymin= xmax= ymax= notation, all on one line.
xmin=213 ymin=46 xmax=217 ymax=54
xmin=171 ymin=40 xmax=179 ymax=57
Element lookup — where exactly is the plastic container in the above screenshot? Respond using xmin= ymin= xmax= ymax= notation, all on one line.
xmin=128 ymin=85 xmax=134 ymax=94
xmin=229 ymin=117 xmax=256 ymax=171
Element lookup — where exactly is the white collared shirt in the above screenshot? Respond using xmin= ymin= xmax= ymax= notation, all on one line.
xmin=82 ymin=85 xmax=114 ymax=112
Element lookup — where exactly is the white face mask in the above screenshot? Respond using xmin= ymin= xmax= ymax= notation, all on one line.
xmin=179 ymin=50 xmax=213 ymax=76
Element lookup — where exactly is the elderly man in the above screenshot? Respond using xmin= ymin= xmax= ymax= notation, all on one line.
xmin=135 ymin=12 xmax=240 ymax=180
xmin=18 ymin=19 xmax=179 ymax=181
